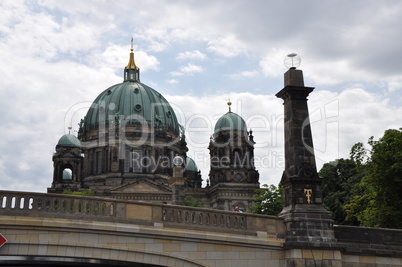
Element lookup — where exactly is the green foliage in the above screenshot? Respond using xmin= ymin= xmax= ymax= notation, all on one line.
xmin=184 ymin=196 xmax=205 ymax=208
xmin=62 ymin=189 xmax=95 ymax=196
xmin=320 ymin=158 xmax=363 ymax=225
xmin=249 ymin=184 xmax=283 ymax=216
xmin=356 ymin=129 xmax=402 ymax=228
xmin=321 ymin=128 xmax=402 ymax=229
xmin=350 ymin=142 xmax=367 ymax=166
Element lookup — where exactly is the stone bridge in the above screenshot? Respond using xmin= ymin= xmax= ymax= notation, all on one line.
xmin=1 ymin=191 xmax=402 ymax=266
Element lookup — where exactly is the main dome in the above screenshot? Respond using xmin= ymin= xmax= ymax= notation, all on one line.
xmin=82 ymin=81 xmax=180 ymax=135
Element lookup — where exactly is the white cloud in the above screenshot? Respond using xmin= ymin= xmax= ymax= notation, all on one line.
xmin=207 ymin=34 xmax=245 ymax=58
xmin=176 ymin=50 xmax=206 ymax=61
xmin=169 ymin=71 xmax=184 ymax=77
xmin=167 ymin=79 xmax=178 ymax=84
xmin=260 ymin=49 xmax=289 ymax=78
xmin=0 ymin=2 xmax=111 ymax=62
xmin=388 ymin=80 xmax=402 ymax=93
xmin=181 ymin=63 xmax=203 ymax=74
xmin=170 ymin=63 xmax=203 ymax=77
xmin=88 ymin=44 xmax=160 ymax=73
xmin=227 ymin=70 xmax=260 ymax=79
xmin=308 ymin=87 xmax=402 ymax=168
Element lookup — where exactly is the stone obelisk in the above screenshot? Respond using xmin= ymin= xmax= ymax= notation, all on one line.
xmin=276 ymin=66 xmax=336 ymax=247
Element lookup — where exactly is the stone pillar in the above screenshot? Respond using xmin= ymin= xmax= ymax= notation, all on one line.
xmin=276 ymin=68 xmax=336 ymax=249
xmin=171 ymin=165 xmax=186 ymax=205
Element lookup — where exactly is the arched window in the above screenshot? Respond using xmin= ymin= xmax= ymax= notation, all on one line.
xmin=62 ymin=168 xmax=72 ymax=182
xmin=233 ymin=149 xmax=242 ymax=167
xmin=132 ymin=150 xmax=142 ymax=173
xmin=124 ymin=149 xmax=145 ymax=173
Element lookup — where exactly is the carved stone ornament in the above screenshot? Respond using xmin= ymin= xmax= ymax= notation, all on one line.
xmin=298 ymin=167 xmax=318 ymax=180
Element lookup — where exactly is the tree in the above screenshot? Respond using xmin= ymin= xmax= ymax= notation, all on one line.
xmin=184 ymin=196 xmax=205 ymax=208
xmin=357 ymin=129 xmax=402 ymax=228
xmin=320 ymin=158 xmax=362 ymax=225
xmin=341 ymin=128 xmax=402 ymax=228
xmin=249 ymin=184 xmax=283 ymax=215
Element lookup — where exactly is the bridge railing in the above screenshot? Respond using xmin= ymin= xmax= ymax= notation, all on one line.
xmin=0 ymin=191 xmax=116 ymax=220
xmin=161 ymin=205 xmax=248 ymax=233
xmin=0 ymin=190 xmax=285 ymax=237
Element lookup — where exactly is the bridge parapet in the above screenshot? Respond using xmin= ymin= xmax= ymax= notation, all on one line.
xmin=160 ymin=205 xmax=284 ymax=237
xmin=0 ymin=190 xmax=117 ymax=220
xmin=0 ymin=190 xmax=285 ymax=238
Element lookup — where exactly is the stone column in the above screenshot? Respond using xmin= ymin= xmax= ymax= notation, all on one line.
xmin=276 ymin=68 xmax=336 ymax=249
xmin=171 ymin=165 xmax=185 ymax=205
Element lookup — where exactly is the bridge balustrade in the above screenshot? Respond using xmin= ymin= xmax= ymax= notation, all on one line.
xmin=0 ymin=190 xmax=284 ymax=236
xmin=162 ymin=206 xmax=246 ymax=231
xmin=0 ymin=191 xmax=115 ymax=220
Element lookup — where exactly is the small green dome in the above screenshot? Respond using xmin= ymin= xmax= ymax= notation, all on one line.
xmin=185 ymin=157 xmax=198 ymax=172
xmin=214 ymin=112 xmax=247 ymax=132
xmin=82 ymin=81 xmax=180 ymax=135
xmin=57 ymin=134 xmax=81 ymax=148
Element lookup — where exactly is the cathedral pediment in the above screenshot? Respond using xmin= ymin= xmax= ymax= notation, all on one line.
xmin=109 ymin=179 xmax=171 ymax=193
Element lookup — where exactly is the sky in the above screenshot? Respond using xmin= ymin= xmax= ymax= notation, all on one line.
xmin=1 ymin=0 xmax=401 ymax=193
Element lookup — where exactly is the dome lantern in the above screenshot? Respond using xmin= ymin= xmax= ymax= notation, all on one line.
xmin=124 ymin=37 xmax=140 ymax=82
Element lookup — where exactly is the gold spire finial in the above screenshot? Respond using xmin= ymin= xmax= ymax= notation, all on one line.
xmin=126 ymin=37 xmax=137 ymax=70
xmin=68 ymin=126 xmax=72 ymax=134
xmin=227 ymin=98 xmax=232 ymax=112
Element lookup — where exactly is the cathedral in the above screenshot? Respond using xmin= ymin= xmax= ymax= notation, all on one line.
xmin=48 ymin=41 xmax=260 ymax=212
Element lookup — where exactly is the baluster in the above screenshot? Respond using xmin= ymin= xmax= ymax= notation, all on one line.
xmin=11 ymin=196 xmax=16 ymax=209
xmin=109 ymin=203 xmax=114 ymax=216
xmin=177 ymin=210 xmax=182 ymax=223
xmin=86 ymin=201 xmax=92 ymax=214
xmin=93 ymin=202 xmax=99 ymax=215
xmin=226 ymin=216 xmax=231 ymax=228
xmin=19 ymin=197 xmax=25 ymax=210
xmin=28 ymin=198 xmax=34 ymax=210
xmin=205 ymin=213 xmax=210 ymax=226
xmin=185 ymin=211 xmax=190 ymax=223
xmin=199 ymin=213 xmax=203 ymax=225
xmin=169 ymin=209 xmax=174 ymax=222
xmin=53 ymin=199 xmax=59 ymax=212
xmin=45 ymin=198 xmax=51 ymax=211
xmin=1 ymin=195 xmax=7 ymax=209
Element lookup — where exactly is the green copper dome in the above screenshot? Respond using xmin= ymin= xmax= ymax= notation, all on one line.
xmin=57 ymin=134 xmax=81 ymax=148
xmin=82 ymin=81 xmax=180 ymax=135
xmin=185 ymin=157 xmax=198 ymax=172
xmin=214 ymin=111 xmax=247 ymax=132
